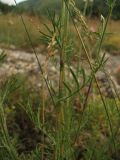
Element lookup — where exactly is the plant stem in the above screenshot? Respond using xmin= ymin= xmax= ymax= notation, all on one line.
xmin=41 ymin=78 xmax=45 ymax=160
xmin=57 ymin=0 xmax=70 ymax=159
xmin=59 ymin=0 xmax=69 ymax=96
xmin=83 ymin=0 xmax=89 ymax=16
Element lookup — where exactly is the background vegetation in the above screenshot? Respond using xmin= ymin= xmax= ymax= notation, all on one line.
xmin=0 ymin=0 xmax=120 ymax=52
xmin=0 ymin=0 xmax=120 ymax=19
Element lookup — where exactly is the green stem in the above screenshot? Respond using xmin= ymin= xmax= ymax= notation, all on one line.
xmin=56 ymin=0 xmax=70 ymax=159
xmin=59 ymin=0 xmax=69 ymax=95
xmin=83 ymin=0 xmax=89 ymax=16
xmin=66 ymin=0 xmax=117 ymax=152
xmin=97 ymin=3 xmax=115 ymax=56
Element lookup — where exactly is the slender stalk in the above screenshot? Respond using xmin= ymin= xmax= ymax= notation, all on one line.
xmin=59 ymin=0 xmax=69 ymax=95
xmin=97 ymin=2 xmax=115 ymax=56
xmin=13 ymin=0 xmax=56 ymax=109
xmin=56 ymin=0 xmax=70 ymax=159
xmin=65 ymin=0 xmax=117 ymax=152
xmin=83 ymin=0 xmax=89 ymax=16
xmin=41 ymin=78 xmax=45 ymax=160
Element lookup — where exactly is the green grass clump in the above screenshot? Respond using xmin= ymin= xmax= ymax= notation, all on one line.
xmin=1 ymin=76 xmax=120 ymax=160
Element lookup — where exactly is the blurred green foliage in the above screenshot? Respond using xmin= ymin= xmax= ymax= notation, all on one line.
xmin=0 ymin=2 xmax=15 ymax=14
xmin=0 ymin=0 xmax=120 ymax=19
xmin=16 ymin=0 xmax=120 ymax=19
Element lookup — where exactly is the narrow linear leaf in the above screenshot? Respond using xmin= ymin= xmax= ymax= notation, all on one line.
xmin=63 ymin=81 xmax=72 ymax=93
xmin=70 ymin=67 xmax=79 ymax=88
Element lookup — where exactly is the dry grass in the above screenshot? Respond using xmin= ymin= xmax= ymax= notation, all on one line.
xmin=0 ymin=14 xmax=46 ymax=49
xmin=0 ymin=14 xmax=120 ymax=53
